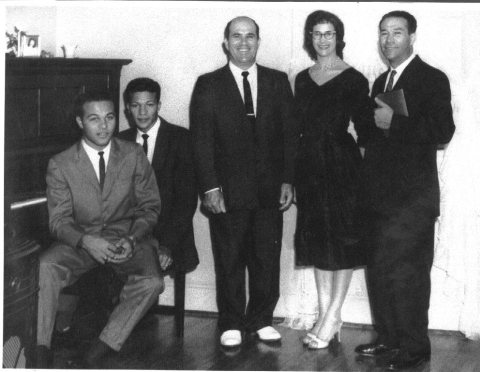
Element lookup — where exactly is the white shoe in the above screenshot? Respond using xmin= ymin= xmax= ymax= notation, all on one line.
xmin=220 ymin=330 xmax=242 ymax=347
xmin=256 ymin=326 xmax=281 ymax=341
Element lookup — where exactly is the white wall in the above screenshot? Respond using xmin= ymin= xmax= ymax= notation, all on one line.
xmin=5 ymin=1 xmax=480 ymax=331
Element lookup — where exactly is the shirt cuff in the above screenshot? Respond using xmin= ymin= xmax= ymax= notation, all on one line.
xmin=205 ymin=187 xmax=220 ymax=194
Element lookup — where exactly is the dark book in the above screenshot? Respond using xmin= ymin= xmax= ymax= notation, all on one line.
xmin=376 ymin=88 xmax=409 ymax=117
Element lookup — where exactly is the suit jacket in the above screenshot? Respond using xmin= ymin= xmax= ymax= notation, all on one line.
xmin=46 ymin=137 xmax=160 ymax=248
xmin=117 ymin=118 xmax=199 ymax=272
xmin=363 ymin=55 xmax=455 ymax=217
xmin=190 ymin=64 xmax=298 ymax=210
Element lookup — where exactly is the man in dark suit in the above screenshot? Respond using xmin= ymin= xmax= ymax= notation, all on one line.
xmin=355 ymin=11 xmax=455 ymax=371
xmin=118 ymin=78 xmax=199 ymax=274
xmin=190 ymin=16 xmax=298 ymax=347
xmin=36 ymin=91 xmax=165 ymax=368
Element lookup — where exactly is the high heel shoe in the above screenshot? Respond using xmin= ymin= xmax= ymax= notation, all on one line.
xmin=307 ymin=320 xmax=343 ymax=349
xmin=302 ymin=333 xmax=317 ymax=345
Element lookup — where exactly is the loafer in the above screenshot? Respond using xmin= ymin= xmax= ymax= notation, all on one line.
xmin=67 ymin=339 xmax=114 ymax=369
xmin=220 ymin=330 xmax=242 ymax=347
xmin=355 ymin=342 xmax=398 ymax=357
xmin=256 ymin=326 xmax=281 ymax=342
xmin=386 ymin=351 xmax=430 ymax=370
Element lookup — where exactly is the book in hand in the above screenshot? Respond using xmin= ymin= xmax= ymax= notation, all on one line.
xmin=376 ymin=88 xmax=409 ymax=117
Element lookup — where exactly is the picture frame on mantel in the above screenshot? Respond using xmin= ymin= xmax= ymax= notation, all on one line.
xmin=20 ymin=34 xmax=41 ymax=57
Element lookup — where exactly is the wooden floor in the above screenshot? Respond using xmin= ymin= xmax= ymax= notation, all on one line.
xmin=52 ymin=312 xmax=480 ymax=371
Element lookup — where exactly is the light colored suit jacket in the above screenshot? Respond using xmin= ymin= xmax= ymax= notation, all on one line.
xmin=46 ymin=137 xmax=161 ymax=248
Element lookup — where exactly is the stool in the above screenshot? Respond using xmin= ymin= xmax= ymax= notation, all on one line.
xmin=150 ymin=269 xmax=186 ymax=338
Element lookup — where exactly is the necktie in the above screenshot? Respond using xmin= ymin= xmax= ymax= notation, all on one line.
xmin=386 ymin=69 xmax=397 ymax=92
xmin=142 ymin=134 xmax=149 ymax=155
xmin=241 ymin=71 xmax=255 ymax=128
xmin=98 ymin=151 xmax=105 ymax=191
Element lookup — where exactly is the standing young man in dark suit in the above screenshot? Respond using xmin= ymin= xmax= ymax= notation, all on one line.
xmin=36 ymin=91 xmax=165 ymax=368
xmin=190 ymin=16 xmax=298 ymax=347
xmin=355 ymin=11 xmax=455 ymax=371
xmin=118 ymin=78 xmax=199 ymax=274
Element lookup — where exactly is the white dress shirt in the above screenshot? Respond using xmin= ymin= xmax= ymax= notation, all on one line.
xmin=82 ymin=139 xmax=111 ymax=182
xmin=229 ymin=61 xmax=258 ymax=115
xmin=136 ymin=117 xmax=161 ymax=164
xmin=384 ymin=53 xmax=417 ymax=91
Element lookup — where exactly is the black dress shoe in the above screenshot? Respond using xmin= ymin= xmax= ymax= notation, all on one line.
xmin=386 ymin=351 xmax=430 ymax=370
xmin=33 ymin=345 xmax=53 ymax=369
xmin=84 ymin=339 xmax=115 ymax=368
xmin=67 ymin=339 xmax=114 ymax=369
xmin=355 ymin=342 xmax=399 ymax=357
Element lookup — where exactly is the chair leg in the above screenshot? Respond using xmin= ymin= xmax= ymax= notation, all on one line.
xmin=174 ymin=271 xmax=186 ymax=338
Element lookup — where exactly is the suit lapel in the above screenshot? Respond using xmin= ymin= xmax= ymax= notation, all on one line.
xmin=102 ymin=138 xmax=122 ymax=195
xmin=223 ymin=66 xmax=245 ymax=113
xmin=75 ymin=142 xmax=102 ymax=192
xmin=256 ymin=65 xmax=268 ymax=126
xmin=374 ymin=71 xmax=389 ymax=96
xmin=393 ymin=55 xmax=421 ymax=91
xmin=152 ymin=117 xmax=169 ymax=171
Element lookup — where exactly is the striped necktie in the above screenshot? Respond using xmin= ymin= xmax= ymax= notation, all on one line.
xmin=386 ymin=70 xmax=397 ymax=92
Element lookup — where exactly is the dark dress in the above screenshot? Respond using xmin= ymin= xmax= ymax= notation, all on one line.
xmin=294 ymin=67 xmax=375 ymax=270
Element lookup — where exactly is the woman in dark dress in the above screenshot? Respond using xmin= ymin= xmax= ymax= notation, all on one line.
xmin=294 ymin=10 xmax=375 ymax=349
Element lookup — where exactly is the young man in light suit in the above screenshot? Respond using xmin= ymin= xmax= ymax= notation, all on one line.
xmin=356 ymin=11 xmax=455 ymax=371
xmin=35 ymin=91 xmax=166 ymax=368
xmin=190 ymin=16 xmax=298 ymax=347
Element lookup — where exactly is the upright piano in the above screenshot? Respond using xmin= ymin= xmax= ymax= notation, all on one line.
xmin=3 ymin=57 xmax=131 ymax=368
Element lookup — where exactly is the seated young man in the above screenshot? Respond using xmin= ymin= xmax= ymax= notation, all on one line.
xmin=35 ymin=91 xmax=168 ymax=368
xmin=118 ymin=77 xmax=199 ymax=274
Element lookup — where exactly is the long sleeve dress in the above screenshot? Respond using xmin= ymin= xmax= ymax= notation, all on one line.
xmin=294 ymin=67 xmax=375 ymax=270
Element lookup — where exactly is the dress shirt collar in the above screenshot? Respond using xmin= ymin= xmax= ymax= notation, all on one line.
xmin=136 ymin=116 xmax=161 ymax=141
xmin=229 ymin=62 xmax=258 ymax=114
xmin=386 ymin=52 xmax=417 ymax=89
xmin=229 ymin=61 xmax=258 ymax=80
xmin=136 ymin=116 xmax=161 ymax=163
xmin=81 ymin=139 xmax=111 ymax=180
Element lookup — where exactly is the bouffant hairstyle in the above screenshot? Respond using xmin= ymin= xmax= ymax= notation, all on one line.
xmin=303 ymin=10 xmax=346 ymax=61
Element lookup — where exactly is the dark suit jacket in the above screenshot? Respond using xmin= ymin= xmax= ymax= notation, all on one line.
xmin=46 ymin=138 xmax=160 ymax=247
xmin=364 ymin=55 xmax=455 ymax=217
xmin=190 ymin=64 xmax=298 ymax=210
xmin=117 ymin=118 xmax=199 ymax=272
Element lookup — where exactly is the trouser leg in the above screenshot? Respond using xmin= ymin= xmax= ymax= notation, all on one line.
xmin=37 ymin=243 xmax=96 ymax=347
xmin=367 ymin=208 xmax=435 ymax=354
xmin=366 ymin=212 xmax=399 ymax=348
xmin=99 ymin=241 xmax=164 ymax=351
xmin=391 ymin=216 xmax=435 ymax=356
xmin=245 ymin=208 xmax=283 ymax=332
xmin=210 ymin=211 xmax=250 ymax=332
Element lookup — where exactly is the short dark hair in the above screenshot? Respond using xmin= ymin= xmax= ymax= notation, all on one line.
xmin=74 ymin=91 xmax=114 ymax=118
xmin=123 ymin=78 xmax=161 ymax=105
xmin=223 ymin=16 xmax=260 ymax=40
xmin=379 ymin=11 xmax=417 ymax=34
xmin=304 ymin=10 xmax=346 ymax=61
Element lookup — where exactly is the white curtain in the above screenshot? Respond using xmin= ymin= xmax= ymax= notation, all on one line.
xmin=435 ymin=89 xmax=480 ymax=340
xmin=433 ymin=12 xmax=480 ymax=339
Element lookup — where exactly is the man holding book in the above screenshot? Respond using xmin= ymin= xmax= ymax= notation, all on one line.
xmin=356 ymin=10 xmax=456 ymax=371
